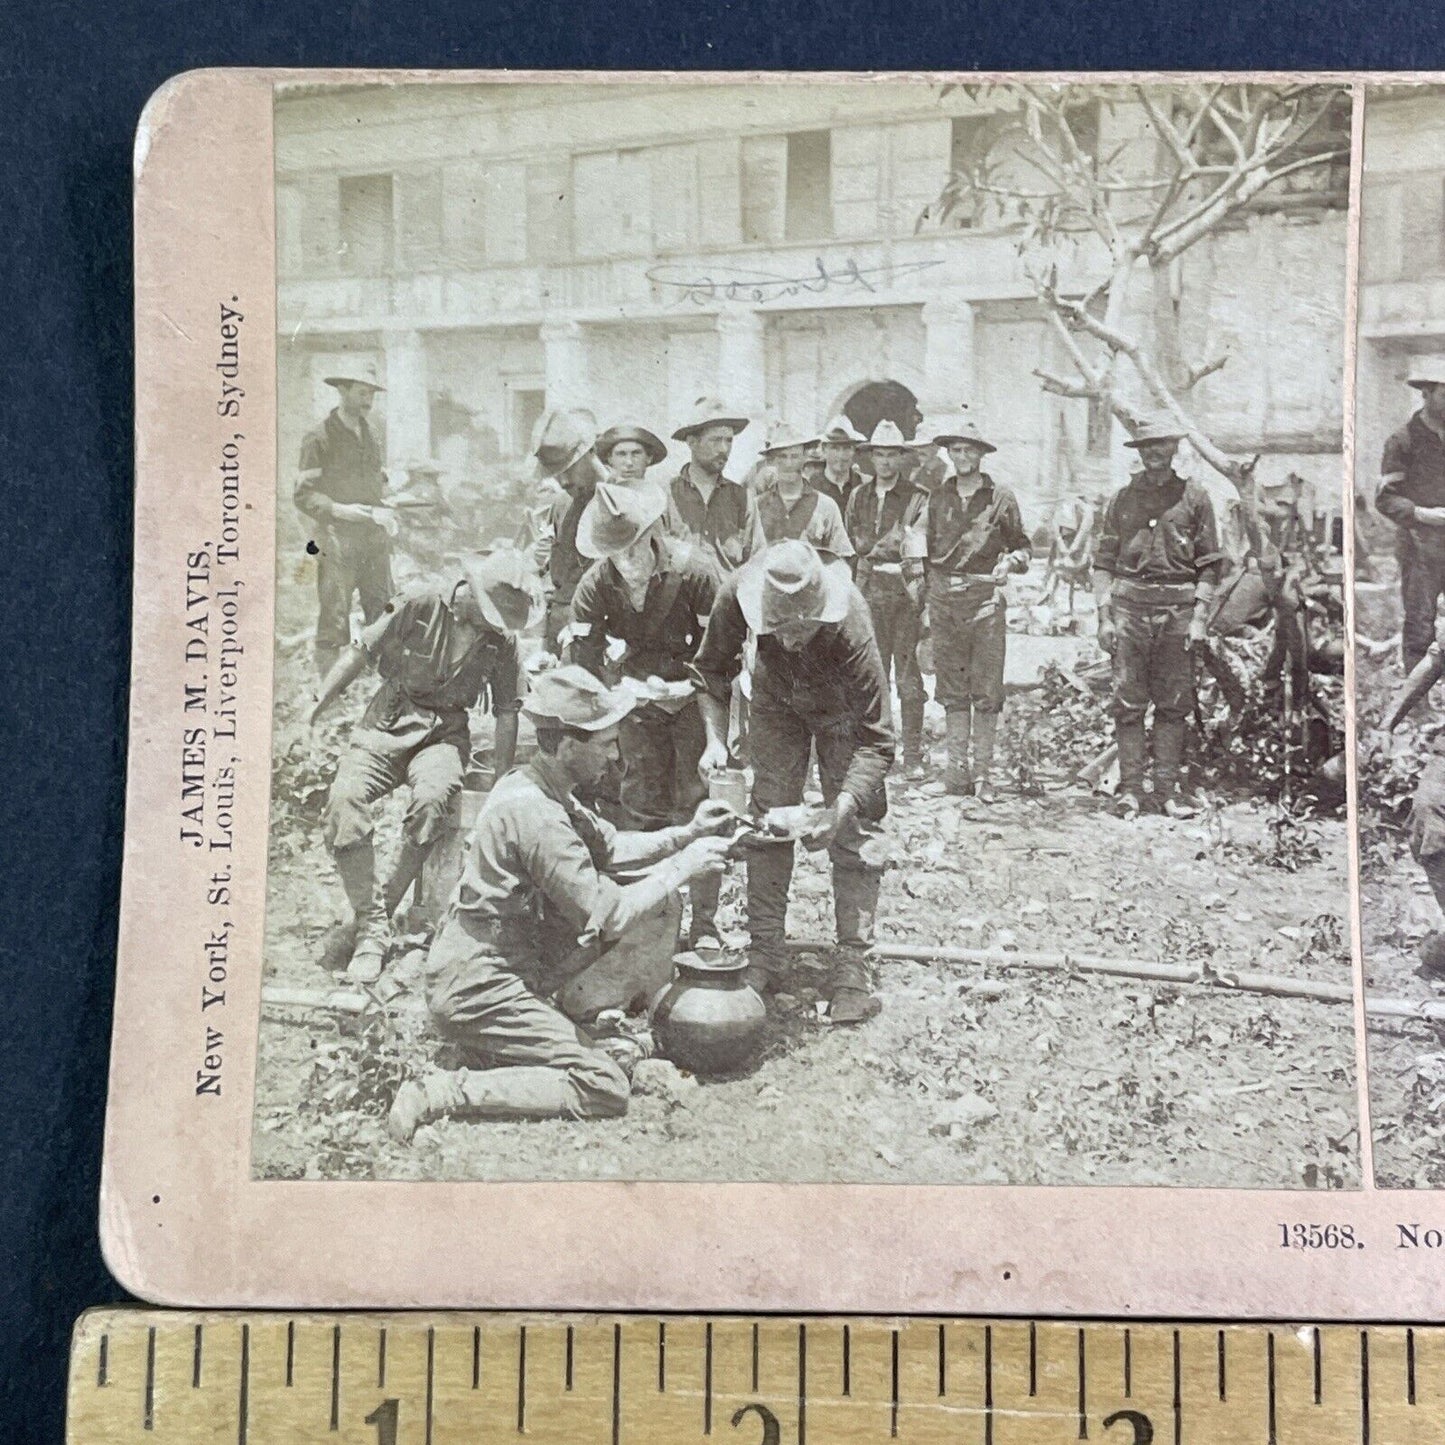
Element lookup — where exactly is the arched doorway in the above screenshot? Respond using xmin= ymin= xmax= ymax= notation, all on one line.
xmin=841 ymin=379 xmax=922 ymax=442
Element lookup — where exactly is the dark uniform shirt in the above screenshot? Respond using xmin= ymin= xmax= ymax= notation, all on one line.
xmin=922 ymin=473 xmax=1032 ymax=576
xmin=692 ymin=575 xmax=895 ymax=802
xmin=357 ymin=588 xmax=522 ymax=731
xmin=846 ymin=479 xmax=928 ymax=572
xmin=569 ymin=538 xmax=719 ymax=684
xmin=1377 ymin=410 xmax=1445 ymax=524
xmin=666 ymin=464 xmax=766 ymax=573
xmin=296 ymin=408 xmax=386 ymax=521
xmin=756 ymin=487 xmax=854 ymax=557
xmin=1094 ymin=470 xmax=1224 ymax=585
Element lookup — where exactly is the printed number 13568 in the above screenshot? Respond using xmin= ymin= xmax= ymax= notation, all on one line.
xmin=1279 ymin=1223 xmax=1362 ymax=1249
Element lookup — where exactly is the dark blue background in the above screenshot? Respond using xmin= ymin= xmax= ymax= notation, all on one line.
xmin=0 ymin=3 xmax=1433 ymax=1437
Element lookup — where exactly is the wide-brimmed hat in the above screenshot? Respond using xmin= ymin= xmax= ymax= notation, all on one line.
xmin=1123 ymin=416 xmax=1188 ymax=449
xmin=576 ymin=481 xmax=670 ymax=559
xmin=595 ymin=424 xmax=668 ymax=467
xmin=932 ymin=412 xmax=997 ymax=453
xmin=531 ymin=407 xmax=598 ymax=479
xmin=522 ymin=664 xmax=636 ymax=732
xmin=820 ymin=414 xmax=866 ymax=444
xmin=323 ymin=359 xmax=385 ymax=392
xmin=672 ymin=396 xmax=750 ymax=442
xmin=760 ymin=420 xmax=822 ymax=456
xmin=736 ymin=540 xmax=852 ymax=635
xmin=454 ymin=549 xmax=546 ymax=635
xmin=1408 ymin=357 xmax=1445 ymax=390
xmin=858 ymin=419 xmax=912 ymax=452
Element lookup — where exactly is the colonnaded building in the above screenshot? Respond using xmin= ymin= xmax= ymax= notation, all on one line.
xmin=1357 ymin=85 xmax=1445 ymax=522
xmin=274 ymin=79 xmax=1348 ymax=535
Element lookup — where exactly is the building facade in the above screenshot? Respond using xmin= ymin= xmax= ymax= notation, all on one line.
xmin=276 ymin=80 xmax=1349 ymax=531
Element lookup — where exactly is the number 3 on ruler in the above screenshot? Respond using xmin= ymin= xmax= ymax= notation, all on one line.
xmin=1103 ymin=1409 xmax=1154 ymax=1445
xmin=365 ymin=1398 xmax=399 ymax=1445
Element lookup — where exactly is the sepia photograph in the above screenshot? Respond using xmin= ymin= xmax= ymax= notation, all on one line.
xmin=1351 ymin=81 xmax=1445 ymax=1188
xmin=251 ymin=75 xmax=1359 ymax=1189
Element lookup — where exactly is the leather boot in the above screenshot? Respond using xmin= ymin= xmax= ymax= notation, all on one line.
xmin=972 ymin=711 xmax=1000 ymax=803
xmin=1114 ymin=720 xmax=1147 ymax=817
xmin=745 ymin=840 xmax=794 ymax=993
xmin=333 ymin=840 xmax=387 ymax=983
xmin=944 ymin=709 xmax=973 ymax=795
xmin=1153 ymin=716 xmax=1190 ymax=814
xmin=900 ymin=699 xmax=927 ymax=781
xmin=830 ymin=864 xmax=881 ymax=1023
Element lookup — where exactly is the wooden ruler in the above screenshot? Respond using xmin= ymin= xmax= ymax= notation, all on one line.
xmin=67 ymin=1311 xmax=1444 ymax=1443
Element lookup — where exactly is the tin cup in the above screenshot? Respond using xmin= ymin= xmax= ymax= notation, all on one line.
xmin=708 ymin=767 xmax=749 ymax=816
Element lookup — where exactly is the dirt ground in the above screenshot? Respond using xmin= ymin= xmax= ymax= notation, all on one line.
xmin=252 ymin=568 xmax=1358 ymax=1189
xmin=1353 ymin=565 xmax=1445 ymax=1189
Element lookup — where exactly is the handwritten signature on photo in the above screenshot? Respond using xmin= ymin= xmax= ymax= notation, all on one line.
xmin=646 ymin=255 xmax=945 ymax=305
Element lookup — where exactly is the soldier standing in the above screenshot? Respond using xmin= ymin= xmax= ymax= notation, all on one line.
xmin=295 ymin=361 xmax=393 ymax=681
xmin=666 ymin=397 xmax=766 ymax=574
xmin=1093 ymin=418 xmax=1224 ymax=818
xmin=811 ymin=415 xmax=867 ymax=516
xmin=755 ymin=421 xmax=854 ymax=560
xmin=846 ymin=420 xmax=929 ymax=780
xmin=311 ymin=551 xmax=543 ymax=982
xmin=570 ymin=482 xmax=724 ymax=949
xmin=596 ymin=424 xmax=669 ymax=493
xmin=386 ymin=667 xmax=735 ymax=1141
xmin=531 ymin=408 xmax=607 ymax=655
xmin=919 ymin=415 xmax=1032 ymax=801
xmin=1376 ymin=357 xmax=1445 ymax=673
xmin=693 ymin=539 xmax=895 ymax=1024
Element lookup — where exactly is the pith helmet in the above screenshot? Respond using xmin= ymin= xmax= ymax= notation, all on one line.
xmin=760 ymin=420 xmax=823 ymax=456
xmin=1123 ymin=416 xmax=1188 ymax=449
xmin=820 ymin=414 xmax=866 ymax=444
xmin=576 ymin=481 xmax=670 ymax=559
xmin=672 ymin=396 xmax=750 ymax=442
xmin=932 ymin=412 xmax=997 ymax=453
xmin=1407 ymin=357 xmax=1445 ymax=390
xmin=531 ymin=407 xmax=598 ymax=479
xmin=859 ymin=419 xmax=911 ymax=451
xmin=323 ymin=359 xmax=385 ymax=391
xmin=522 ymin=664 xmax=636 ymax=732
xmin=455 ymin=549 xmax=546 ymax=635
xmin=736 ymin=539 xmax=852 ymax=635
xmin=595 ymin=424 xmax=668 ymax=467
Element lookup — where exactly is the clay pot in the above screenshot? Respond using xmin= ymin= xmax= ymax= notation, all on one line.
xmin=652 ymin=951 xmax=767 ymax=1076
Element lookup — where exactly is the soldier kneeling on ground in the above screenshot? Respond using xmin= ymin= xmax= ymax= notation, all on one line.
xmin=387 ymin=666 xmax=736 ymax=1142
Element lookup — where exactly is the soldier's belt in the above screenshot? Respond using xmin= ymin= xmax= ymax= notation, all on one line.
xmin=932 ymin=572 xmax=998 ymax=592
xmin=1111 ymin=578 xmax=1197 ymax=606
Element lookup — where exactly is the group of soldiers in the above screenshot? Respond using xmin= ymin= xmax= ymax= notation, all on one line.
xmin=294 ymin=362 xmax=1226 ymax=1140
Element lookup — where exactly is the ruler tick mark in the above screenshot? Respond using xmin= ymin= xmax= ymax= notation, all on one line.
xmin=937 ymin=1323 xmax=946 ymax=1398
xmin=426 ymin=1327 xmax=435 ymax=1445
xmin=330 ymin=1324 xmax=341 ymax=1432
xmin=144 ymin=1325 xmax=156 ymax=1430
xmin=984 ymin=1325 xmax=994 ymax=1445
xmin=1313 ymin=1327 xmax=1322 ymax=1405
xmin=97 ymin=1333 xmax=108 ymax=1388
xmin=1124 ymin=1328 xmax=1132 ymax=1398
xmin=842 ymin=1323 xmax=851 ymax=1397
xmin=1266 ymin=1332 xmax=1277 ymax=1445
xmin=704 ymin=1323 xmax=713 ymax=1435
xmin=890 ymin=1328 xmax=899 ymax=1438
xmin=518 ymin=1325 xmax=527 ymax=1434
xmin=658 ymin=1320 xmax=666 ymax=1392
xmin=1360 ymin=1331 xmax=1371 ymax=1445
xmin=192 ymin=1323 xmax=203 ymax=1389
xmin=285 ymin=1321 xmax=294 ymax=1388
xmin=238 ymin=1324 xmax=250 ymax=1445
xmin=473 ymin=1326 xmax=482 ymax=1391
xmin=1217 ymin=1330 xmax=1226 ymax=1402
xmin=799 ymin=1323 xmax=808 ymax=1445
xmin=379 ymin=1327 xmax=387 ymax=1389
xmin=1077 ymin=1329 xmax=1088 ymax=1440
xmin=1407 ymin=1328 xmax=1417 ymax=1405
xmin=613 ymin=1323 xmax=623 ymax=1445
xmin=751 ymin=1322 xmax=759 ymax=1394
xmin=566 ymin=1325 xmax=574 ymax=1392
xmin=1171 ymin=1329 xmax=1181 ymax=1445
xmin=1029 ymin=1322 xmax=1037 ymax=1398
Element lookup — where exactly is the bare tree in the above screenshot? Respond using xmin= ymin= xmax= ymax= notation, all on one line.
xmin=928 ymin=82 xmax=1351 ymax=496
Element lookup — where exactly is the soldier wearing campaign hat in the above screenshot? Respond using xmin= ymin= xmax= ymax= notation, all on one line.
xmin=755 ymin=420 xmax=854 ymax=560
xmin=808 ymin=414 xmax=868 ymax=515
xmin=569 ymin=483 xmax=725 ymax=948
xmin=295 ymin=359 xmax=393 ymax=680
xmin=596 ymin=424 xmax=669 ymax=488
xmin=1377 ymin=357 xmax=1445 ymax=672
xmin=1093 ymin=416 xmax=1224 ymax=818
xmin=666 ymin=396 xmax=766 ymax=575
xmin=386 ymin=664 xmax=738 ymax=1141
xmin=310 ymin=550 xmax=544 ymax=983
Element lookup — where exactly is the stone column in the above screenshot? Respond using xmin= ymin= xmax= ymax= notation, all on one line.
xmin=541 ymin=319 xmax=589 ymax=411
xmin=381 ymin=328 xmax=430 ymax=472
xmin=716 ymin=306 xmax=766 ymax=420
xmin=920 ymin=296 xmax=976 ymax=414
